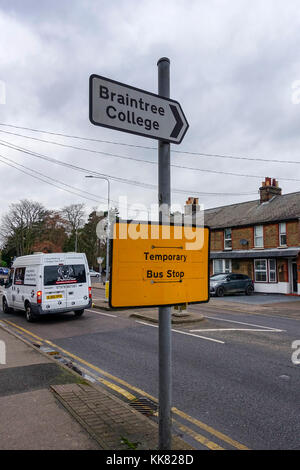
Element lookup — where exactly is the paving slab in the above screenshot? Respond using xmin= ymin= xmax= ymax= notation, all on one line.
xmin=51 ymin=383 xmax=194 ymax=451
xmin=0 ymin=323 xmax=193 ymax=450
xmin=0 ymin=388 xmax=100 ymax=450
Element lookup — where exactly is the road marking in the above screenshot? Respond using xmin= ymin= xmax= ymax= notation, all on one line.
xmin=136 ymin=321 xmax=158 ymax=328
xmin=0 ymin=318 xmax=248 ymax=450
xmin=2 ymin=319 xmax=45 ymax=341
xmin=135 ymin=320 xmax=224 ymax=344
xmin=190 ymin=328 xmax=284 ymax=333
xmin=173 ymin=407 xmax=249 ymax=450
xmin=203 ymin=315 xmax=281 ymax=331
xmin=86 ymin=309 xmax=117 ymax=318
xmin=172 ymin=328 xmax=225 ymax=344
xmin=172 ymin=419 xmax=224 ymax=450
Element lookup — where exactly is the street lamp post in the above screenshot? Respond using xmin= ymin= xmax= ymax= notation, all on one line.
xmin=85 ymin=176 xmax=111 ymax=284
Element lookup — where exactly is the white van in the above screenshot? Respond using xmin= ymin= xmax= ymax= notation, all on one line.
xmin=2 ymin=252 xmax=92 ymax=322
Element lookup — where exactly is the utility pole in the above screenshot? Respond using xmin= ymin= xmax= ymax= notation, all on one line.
xmin=157 ymin=57 xmax=172 ymax=450
xmin=75 ymin=228 xmax=78 ymax=252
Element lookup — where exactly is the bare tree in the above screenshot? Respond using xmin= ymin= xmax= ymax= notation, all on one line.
xmin=60 ymin=203 xmax=86 ymax=252
xmin=0 ymin=199 xmax=48 ymax=256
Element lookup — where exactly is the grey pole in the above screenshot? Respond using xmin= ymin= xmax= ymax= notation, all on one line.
xmin=157 ymin=57 xmax=172 ymax=450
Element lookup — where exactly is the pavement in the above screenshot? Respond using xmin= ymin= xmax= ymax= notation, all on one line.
xmin=0 ymin=322 xmax=193 ymax=450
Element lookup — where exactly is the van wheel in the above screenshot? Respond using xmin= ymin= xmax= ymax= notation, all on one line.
xmin=25 ymin=304 xmax=36 ymax=322
xmin=2 ymin=297 xmax=12 ymax=314
xmin=74 ymin=309 xmax=84 ymax=317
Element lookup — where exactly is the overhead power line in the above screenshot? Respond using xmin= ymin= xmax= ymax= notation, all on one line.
xmin=0 ymin=139 xmax=258 ymax=196
xmin=0 ymin=153 xmax=101 ymax=203
xmin=0 ymin=122 xmax=299 ymax=165
xmin=0 ymin=128 xmax=298 ymax=186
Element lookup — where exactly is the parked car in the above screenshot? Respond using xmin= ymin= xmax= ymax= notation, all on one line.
xmin=1 ymin=252 xmax=92 ymax=322
xmin=0 ymin=268 xmax=9 ymax=275
xmin=210 ymin=273 xmax=254 ymax=297
xmin=89 ymin=269 xmax=101 ymax=279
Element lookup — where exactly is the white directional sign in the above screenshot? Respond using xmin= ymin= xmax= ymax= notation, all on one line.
xmin=89 ymin=74 xmax=189 ymax=144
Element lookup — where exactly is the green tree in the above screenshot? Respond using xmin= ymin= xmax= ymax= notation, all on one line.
xmin=79 ymin=210 xmax=103 ymax=268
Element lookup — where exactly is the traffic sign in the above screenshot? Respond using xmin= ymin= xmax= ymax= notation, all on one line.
xmin=109 ymin=221 xmax=210 ymax=308
xmin=89 ymin=74 xmax=189 ymax=144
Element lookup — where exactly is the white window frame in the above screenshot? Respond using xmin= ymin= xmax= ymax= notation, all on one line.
xmin=279 ymin=222 xmax=287 ymax=247
xmin=254 ymin=258 xmax=277 ymax=283
xmin=268 ymin=259 xmax=277 ymax=283
xmin=254 ymin=225 xmax=264 ymax=248
xmin=213 ymin=259 xmax=232 ymax=274
xmin=224 ymin=228 xmax=232 ymax=250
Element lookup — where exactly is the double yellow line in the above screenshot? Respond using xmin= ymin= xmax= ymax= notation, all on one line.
xmin=0 ymin=318 xmax=249 ymax=451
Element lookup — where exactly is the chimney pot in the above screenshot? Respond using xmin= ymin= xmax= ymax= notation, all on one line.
xmin=259 ymin=178 xmax=282 ymax=203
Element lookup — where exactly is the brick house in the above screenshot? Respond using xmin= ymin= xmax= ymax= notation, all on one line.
xmin=186 ymin=178 xmax=300 ymax=295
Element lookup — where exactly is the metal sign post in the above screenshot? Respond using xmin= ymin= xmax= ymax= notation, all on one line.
xmin=89 ymin=61 xmax=191 ymax=451
xmin=157 ymin=57 xmax=172 ymax=450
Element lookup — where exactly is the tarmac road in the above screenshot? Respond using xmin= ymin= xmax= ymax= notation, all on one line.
xmin=0 ymin=288 xmax=300 ymax=450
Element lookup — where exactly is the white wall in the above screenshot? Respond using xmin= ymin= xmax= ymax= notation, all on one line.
xmin=254 ymin=282 xmax=290 ymax=294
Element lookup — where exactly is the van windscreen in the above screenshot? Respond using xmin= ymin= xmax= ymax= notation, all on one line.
xmin=44 ymin=264 xmax=86 ymax=286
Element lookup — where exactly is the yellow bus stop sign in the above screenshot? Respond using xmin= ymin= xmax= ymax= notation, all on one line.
xmin=109 ymin=221 xmax=210 ymax=308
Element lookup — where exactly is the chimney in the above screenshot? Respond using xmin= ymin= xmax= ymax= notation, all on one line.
xmin=184 ymin=197 xmax=200 ymax=218
xmin=259 ymin=177 xmax=282 ymax=203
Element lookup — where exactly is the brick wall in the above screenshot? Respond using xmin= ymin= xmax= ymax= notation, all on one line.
xmin=210 ymin=230 xmax=224 ymax=250
xmin=210 ymin=221 xmax=300 ymax=253
xmin=264 ymin=223 xmax=278 ymax=248
xmin=231 ymin=259 xmax=254 ymax=279
xmin=232 ymin=227 xmax=253 ymax=250
xmin=287 ymin=221 xmax=299 ymax=246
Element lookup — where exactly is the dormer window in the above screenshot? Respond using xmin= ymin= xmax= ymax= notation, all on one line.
xmin=224 ymin=228 xmax=232 ymax=250
xmin=279 ymin=222 xmax=287 ymax=246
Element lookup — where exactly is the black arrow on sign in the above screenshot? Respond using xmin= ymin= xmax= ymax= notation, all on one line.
xmin=169 ymin=104 xmax=184 ymax=139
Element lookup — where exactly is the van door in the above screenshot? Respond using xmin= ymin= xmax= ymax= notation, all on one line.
xmin=43 ymin=265 xmax=68 ymax=311
xmin=13 ymin=267 xmax=26 ymax=310
xmin=65 ymin=264 xmax=88 ymax=309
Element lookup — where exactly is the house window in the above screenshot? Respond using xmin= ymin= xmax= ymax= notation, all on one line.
xmin=279 ymin=222 xmax=287 ymax=246
xmin=224 ymin=228 xmax=232 ymax=250
xmin=254 ymin=259 xmax=267 ymax=282
xmin=268 ymin=259 xmax=277 ymax=282
xmin=254 ymin=225 xmax=264 ymax=247
xmin=254 ymin=259 xmax=277 ymax=283
xmin=213 ymin=259 xmax=232 ymax=274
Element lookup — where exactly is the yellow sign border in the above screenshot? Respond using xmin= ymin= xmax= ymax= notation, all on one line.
xmin=109 ymin=220 xmax=210 ymax=309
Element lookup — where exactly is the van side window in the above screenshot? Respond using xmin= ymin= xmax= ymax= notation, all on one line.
xmin=14 ymin=267 xmax=26 ymax=285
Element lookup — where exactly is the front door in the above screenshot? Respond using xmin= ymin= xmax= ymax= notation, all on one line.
xmin=292 ymin=263 xmax=298 ymax=293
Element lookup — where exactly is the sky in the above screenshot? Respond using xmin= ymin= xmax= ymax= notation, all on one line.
xmin=0 ymin=0 xmax=300 ymax=222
